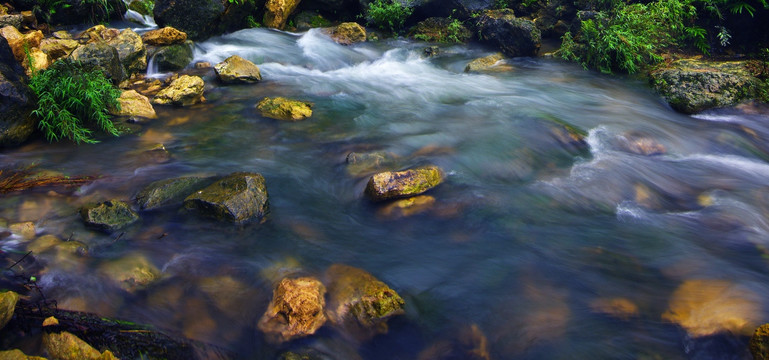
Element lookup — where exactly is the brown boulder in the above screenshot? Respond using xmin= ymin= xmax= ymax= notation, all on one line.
xmin=141 ymin=27 xmax=187 ymax=46
xmin=258 ymin=277 xmax=327 ymax=343
xmin=214 ymin=55 xmax=262 ymax=84
xmin=263 ymin=0 xmax=302 ymax=29
xmin=112 ymin=90 xmax=157 ymax=120
xmin=323 ymin=22 xmax=366 ymax=45
xmin=0 ymin=26 xmax=43 ymax=62
xmin=152 ymin=75 xmax=205 ymax=106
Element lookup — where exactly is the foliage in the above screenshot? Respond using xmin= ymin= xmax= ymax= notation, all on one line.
xmin=446 ymin=18 xmax=465 ymax=43
xmin=560 ymin=0 xmax=698 ymax=73
xmin=28 ymin=59 xmax=122 ymax=144
xmin=127 ymin=0 xmax=154 ymax=16
xmin=493 ymin=0 xmax=509 ymax=8
xmin=80 ymin=0 xmax=114 ymax=23
xmin=309 ymin=15 xmax=332 ymax=28
xmin=364 ymin=0 xmax=413 ymax=33
xmin=246 ymin=15 xmax=261 ymax=28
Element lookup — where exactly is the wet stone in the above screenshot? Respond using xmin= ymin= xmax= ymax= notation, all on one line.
xmin=9 ymin=221 xmax=35 ymax=239
xmin=365 ymin=165 xmax=444 ymax=202
xmin=0 ymin=290 xmax=19 ymax=331
xmin=184 ymin=172 xmax=269 ymax=223
xmin=256 ymin=97 xmax=312 ymax=121
xmin=80 ymin=200 xmax=139 ymax=233
xmin=135 ymin=176 xmax=212 ymax=210
xmin=0 ymin=349 xmax=47 ymax=360
xmin=214 ymin=55 xmax=262 ymax=84
xmin=345 ymin=151 xmax=397 ymax=177
xmin=99 ymin=253 xmax=160 ymax=292
xmin=258 ymin=277 xmax=327 ymax=343
xmin=43 ymin=330 xmax=117 ymax=360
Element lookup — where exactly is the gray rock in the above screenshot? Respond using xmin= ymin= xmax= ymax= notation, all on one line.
xmin=0 ymin=14 xmax=22 ymax=28
xmin=184 ymin=172 xmax=269 ymax=223
xmin=475 ymin=9 xmax=541 ymax=57
xmin=153 ymin=0 xmax=256 ymax=40
xmin=135 ymin=176 xmax=212 ymax=210
xmin=69 ymin=42 xmax=126 ymax=84
xmin=80 ymin=200 xmax=140 ymax=233
xmin=0 ymin=36 xmax=34 ymax=147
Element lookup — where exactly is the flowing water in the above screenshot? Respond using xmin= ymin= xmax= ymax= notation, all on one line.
xmin=3 ymin=27 xmax=769 ymax=359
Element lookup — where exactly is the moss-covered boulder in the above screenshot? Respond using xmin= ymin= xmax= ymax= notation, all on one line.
xmin=325 ymin=264 xmax=405 ymax=340
xmin=409 ymin=17 xmax=471 ymax=43
xmin=79 ymin=200 xmax=140 ymax=233
xmin=99 ymin=253 xmax=160 ymax=292
xmin=323 ymin=22 xmax=366 ymax=45
xmin=650 ymin=59 xmax=769 ymax=114
xmin=264 ymin=0 xmax=302 ymax=29
xmin=40 ymin=38 xmax=79 ymax=61
xmin=365 ymin=165 xmax=444 ymax=201
xmin=258 ymin=277 xmax=327 ymax=343
xmin=214 ymin=55 xmax=262 ymax=84
xmin=149 ymin=40 xmax=194 ymax=72
xmin=141 ymin=27 xmax=187 ymax=46
xmin=69 ymin=42 xmax=126 ymax=84
xmin=135 ymin=176 xmax=211 ymax=210
xmin=0 ymin=290 xmax=19 ymax=331
xmin=43 ymin=329 xmax=118 ymax=360
xmin=0 ymin=349 xmax=47 ymax=360
xmin=112 ymin=90 xmax=156 ymax=120
xmin=464 ymin=52 xmax=505 ymax=72
xmin=184 ymin=172 xmax=269 ymax=223
xmin=152 ymin=75 xmax=205 ymax=107
xmin=257 ymin=97 xmax=312 ymax=121
xmin=0 ymin=36 xmax=35 ymax=148
xmin=751 ymin=324 xmax=769 ymax=360
xmin=106 ymin=29 xmax=146 ymax=75
xmin=475 ymin=9 xmax=541 ymax=57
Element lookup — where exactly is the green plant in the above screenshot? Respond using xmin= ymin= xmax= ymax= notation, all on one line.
xmin=364 ymin=0 xmax=413 ymax=33
xmin=493 ymin=0 xmax=509 ymax=8
xmin=246 ymin=15 xmax=261 ymax=28
xmin=446 ymin=18 xmax=464 ymax=43
xmin=560 ymin=0 xmax=698 ymax=73
xmin=81 ymin=0 xmax=114 ymax=23
xmin=29 ymin=59 xmax=122 ymax=144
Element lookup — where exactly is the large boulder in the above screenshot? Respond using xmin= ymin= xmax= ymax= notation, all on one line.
xmin=264 ymin=0 xmax=302 ymax=29
xmin=464 ymin=52 xmax=505 ymax=72
xmin=323 ymin=22 xmax=367 ymax=45
xmin=135 ymin=176 xmax=211 ymax=210
xmin=0 ymin=26 xmax=43 ymax=62
xmin=69 ymin=42 xmax=126 ymax=84
xmin=80 ymin=200 xmax=140 ymax=233
xmin=650 ymin=59 xmax=768 ymax=114
xmin=153 ymin=0 xmax=256 ymax=40
xmin=214 ymin=55 xmax=262 ymax=84
xmin=141 ymin=27 xmax=187 ymax=46
xmin=106 ymin=29 xmax=147 ymax=75
xmin=475 ymin=9 xmax=541 ymax=57
xmin=152 ymin=75 xmax=205 ymax=106
xmin=258 ymin=277 xmax=327 ymax=343
xmin=111 ymin=90 xmax=156 ymax=120
xmin=325 ymin=264 xmax=405 ymax=340
xmin=365 ymin=165 xmax=444 ymax=201
xmin=148 ymin=41 xmax=194 ymax=72
xmin=256 ymin=97 xmax=312 ymax=121
xmin=0 ymin=36 xmax=35 ymax=147
xmin=0 ymin=290 xmax=19 ymax=331
xmin=43 ymin=330 xmax=114 ymax=360
xmin=184 ymin=172 xmax=269 ymax=223
xmin=40 ymin=37 xmax=79 ymax=61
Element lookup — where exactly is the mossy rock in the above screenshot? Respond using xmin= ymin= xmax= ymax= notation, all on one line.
xmin=257 ymin=97 xmax=313 ymax=121
xmin=99 ymin=253 xmax=160 ymax=292
xmin=0 ymin=290 xmax=19 ymax=331
xmin=751 ymin=324 xmax=769 ymax=360
xmin=409 ymin=17 xmax=471 ymax=43
xmin=152 ymin=75 xmax=204 ymax=107
xmin=184 ymin=172 xmax=269 ymax=223
xmin=464 ymin=52 xmax=505 ymax=72
xmin=650 ymin=59 xmax=768 ymax=114
xmin=135 ymin=176 xmax=212 ymax=210
xmin=43 ymin=330 xmax=118 ymax=360
xmin=69 ymin=42 xmax=126 ymax=84
xmin=323 ymin=22 xmax=367 ymax=45
xmin=325 ymin=264 xmax=405 ymax=340
xmin=365 ymin=165 xmax=444 ymax=201
xmin=475 ymin=9 xmax=541 ymax=57
xmin=258 ymin=277 xmax=327 ymax=343
xmin=149 ymin=41 xmax=194 ymax=72
xmin=0 ymin=349 xmax=47 ymax=360
xmin=80 ymin=200 xmax=140 ymax=233
xmin=214 ymin=55 xmax=262 ymax=84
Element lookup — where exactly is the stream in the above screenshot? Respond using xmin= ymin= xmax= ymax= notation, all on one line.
xmin=3 ymin=26 xmax=769 ymax=359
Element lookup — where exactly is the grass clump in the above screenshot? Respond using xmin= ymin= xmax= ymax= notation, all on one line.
xmin=559 ymin=0 xmax=698 ymax=73
xmin=29 ymin=59 xmax=122 ymax=144
xmin=364 ymin=0 xmax=413 ymax=33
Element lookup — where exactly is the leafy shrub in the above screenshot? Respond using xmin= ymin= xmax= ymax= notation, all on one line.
xmin=364 ymin=0 xmax=413 ymax=33
xmin=560 ymin=0 xmax=697 ymax=73
xmin=29 ymin=59 xmax=122 ymax=144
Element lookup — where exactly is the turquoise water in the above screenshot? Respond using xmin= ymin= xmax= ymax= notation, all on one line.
xmin=3 ymin=27 xmax=769 ymax=359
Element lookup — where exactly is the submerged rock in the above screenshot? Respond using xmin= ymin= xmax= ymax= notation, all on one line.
xmin=464 ymin=52 xmax=505 ymax=72
xmin=345 ymin=150 xmax=398 ymax=177
xmin=0 ymin=290 xmax=19 ymax=331
xmin=214 ymin=55 xmax=262 ymax=84
xmin=136 ymin=176 xmax=211 ymax=210
xmin=257 ymin=97 xmax=312 ymax=121
xmin=99 ymin=253 xmax=160 ymax=292
xmin=662 ymin=279 xmax=760 ymax=337
xmin=263 ymin=0 xmax=302 ymax=29
xmin=417 ymin=324 xmax=491 ymax=360
xmin=43 ymin=329 xmax=117 ymax=360
xmin=650 ymin=59 xmax=769 ymax=114
xmin=258 ymin=277 xmax=327 ymax=343
xmin=365 ymin=165 xmax=444 ymax=201
xmin=751 ymin=324 xmax=769 ymax=360
xmin=80 ymin=200 xmax=140 ymax=233
xmin=617 ymin=132 xmax=666 ymax=156
xmin=184 ymin=172 xmax=269 ymax=223
xmin=589 ymin=297 xmax=639 ymax=321
xmin=141 ymin=27 xmax=187 ymax=46
xmin=323 ymin=22 xmax=366 ymax=45
xmin=324 ymin=264 xmax=405 ymax=340
xmin=112 ymin=90 xmax=156 ymax=120
xmin=152 ymin=75 xmax=204 ymax=106
xmin=377 ymin=195 xmax=436 ymax=219
xmin=475 ymin=9 xmax=541 ymax=57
